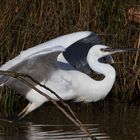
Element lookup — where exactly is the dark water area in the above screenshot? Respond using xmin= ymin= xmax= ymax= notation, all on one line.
xmin=0 ymin=101 xmax=140 ymax=140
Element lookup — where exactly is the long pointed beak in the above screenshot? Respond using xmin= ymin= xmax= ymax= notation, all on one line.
xmin=103 ymin=48 xmax=140 ymax=54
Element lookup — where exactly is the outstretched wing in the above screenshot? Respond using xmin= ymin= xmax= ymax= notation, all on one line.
xmin=0 ymin=46 xmax=65 ymax=95
xmin=63 ymin=32 xmax=114 ymax=76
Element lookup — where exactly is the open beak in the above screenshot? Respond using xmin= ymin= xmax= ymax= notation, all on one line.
xmin=103 ymin=48 xmax=140 ymax=54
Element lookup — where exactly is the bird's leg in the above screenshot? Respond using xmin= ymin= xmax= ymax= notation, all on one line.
xmin=18 ymin=110 xmax=29 ymax=120
xmin=18 ymin=103 xmax=31 ymax=117
xmin=18 ymin=103 xmax=38 ymax=120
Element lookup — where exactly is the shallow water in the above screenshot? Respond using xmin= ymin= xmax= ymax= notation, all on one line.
xmin=0 ymin=101 xmax=140 ymax=140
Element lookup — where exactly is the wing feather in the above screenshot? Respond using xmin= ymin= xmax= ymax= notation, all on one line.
xmin=0 ymin=46 xmax=65 ymax=95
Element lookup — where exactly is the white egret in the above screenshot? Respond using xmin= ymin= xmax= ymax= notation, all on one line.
xmin=0 ymin=31 xmax=139 ymax=118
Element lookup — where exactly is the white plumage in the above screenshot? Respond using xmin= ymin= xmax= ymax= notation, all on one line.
xmin=0 ymin=31 xmax=138 ymax=118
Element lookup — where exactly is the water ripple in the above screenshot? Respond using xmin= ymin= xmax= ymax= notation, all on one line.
xmin=25 ymin=124 xmax=111 ymax=140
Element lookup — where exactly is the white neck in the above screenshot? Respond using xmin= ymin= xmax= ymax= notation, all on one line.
xmin=88 ymin=58 xmax=116 ymax=80
xmin=86 ymin=53 xmax=116 ymax=99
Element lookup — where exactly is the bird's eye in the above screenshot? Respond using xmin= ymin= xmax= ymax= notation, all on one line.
xmin=101 ymin=48 xmax=105 ymax=52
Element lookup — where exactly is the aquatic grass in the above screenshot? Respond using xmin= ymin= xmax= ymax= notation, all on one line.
xmin=0 ymin=0 xmax=139 ymax=113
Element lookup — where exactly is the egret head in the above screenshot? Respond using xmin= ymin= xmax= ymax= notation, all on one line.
xmin=89 ymin=45 xmax=140 ymax=59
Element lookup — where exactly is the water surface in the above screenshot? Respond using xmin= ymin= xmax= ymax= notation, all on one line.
xmin=0 ymin=101 xmax=140 ymax=140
